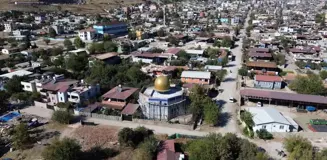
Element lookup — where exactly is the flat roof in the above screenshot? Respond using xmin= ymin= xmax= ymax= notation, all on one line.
xmin=94 ymin=52 xmax=118 ymax=60
xmin=185 ymin=49 xmax=204 ymax=55
xmin=240 ymin=88 xmax=327 ymax=105
xmin=246 ymin=61 xmax=277 ymax=68
xmin=181 ymin=71 xmax=211 ymax=79
xmin=0 ymin=70 xmax=33 ymax=79
xmin=255 ymin=75 xmax=282 ymax=82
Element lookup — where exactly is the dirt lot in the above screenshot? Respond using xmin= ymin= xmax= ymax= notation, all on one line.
xmin=0 ymin=0 xmax=143 ymax=14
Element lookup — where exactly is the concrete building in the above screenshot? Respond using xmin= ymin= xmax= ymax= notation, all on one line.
xmin=254 ymin=75 xmax=282 ymax=89
xmin=243 ymin=107 xmax=298 ymax=132
xmin=51 ymin=25 xmax=64 ymax=35
xmin=4 ymin=23 xmax=14 ymax=32
xmin=138 ymin=76 xmax=186 ymax=120
xmin=78 ymin=28 xmax=96 ymax=42
xmin=181 ymin=71 xmax=211 ymax=85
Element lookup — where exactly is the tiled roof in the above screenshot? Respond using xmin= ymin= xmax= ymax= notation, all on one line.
xmin=255 ymin=75 xmax=282 ymax=82
xmin=165 ymin=48 xmax=181 ymax=55
xmin=246 ymin=61 xmax=277 ymax=68
xmin=94 ymin=52 xmax=118 ymax=60
xmin=121 ymin=103 xmax=139 ymax=115
xmin=248 ymin=52 xmax=272 ymax=58
xmin=42 ymin=79 xmax=78 ymax=91
xmin=102 ymin=86 xmax=138 ymax=100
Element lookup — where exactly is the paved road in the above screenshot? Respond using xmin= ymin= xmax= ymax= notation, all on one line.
xmin=213 ymin=11 xmax=252 ymax=134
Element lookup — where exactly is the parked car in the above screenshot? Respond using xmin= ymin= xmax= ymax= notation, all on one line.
xmin=257 ymin=102 xmax=262 ymax=107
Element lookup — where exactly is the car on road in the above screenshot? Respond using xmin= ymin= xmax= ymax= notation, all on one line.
xmin=257 ymin=102 xmax=262 ymax=107
xmin=229 ymin=97 xmax=236 ymax=103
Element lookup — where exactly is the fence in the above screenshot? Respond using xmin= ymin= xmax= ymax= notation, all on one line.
xmin=81 ymin=112 xmax=121 ymax=121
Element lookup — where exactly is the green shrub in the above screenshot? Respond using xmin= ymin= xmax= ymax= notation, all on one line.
xmin=52 ymin=110 xmax=73 ymax=124
xmin=256 ymin=129 xmax=273 ymax=140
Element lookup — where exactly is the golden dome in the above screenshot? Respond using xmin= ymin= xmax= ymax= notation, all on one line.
xmin=154 ymin=75 xmax=170 ymax=92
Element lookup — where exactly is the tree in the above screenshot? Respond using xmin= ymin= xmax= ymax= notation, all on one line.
xmin=4 ymin=75 xmax=23 ymax=95
xmin=256 ymin=129 xmax=273 ymax=140
xmin=284 ymin=135 xmax=312 ymax=153
xmin=284 ymin=135 xmax=313 ymax=160
xmin=176 ymin=50 xmax=190 ymax=60
xmin=103 ymin=41 xmax=118 ymax=52
xmin=0 ymin=91 xmax=9 ymax=114
xmin=118 ymin=127 xmax=153 ymax=148
xmin=66 ymin=53 xmax=88 ymax=73
xmin=167 ymin=36 xmax=179 ymax=46
xmin=238 ymin=67 xmax=248 ymax=77
xmin=53 ymin=55 xmax=65 ymax=68
xmin=320 ymin=70 xmax=327 ymax=80
xmin=157 ymin=29 xmax=165 ymax=37
xmin=240 ymin=110 xmax=254 ymax=127
xmin=51 ymin=110 xmax=73 ymax=124
xmin=186 ymin=133 xmax=269 ymax=160
xmin=103 ymin=34 xmax=111 ymax=41
xmin=203 ymin=98 xmax=219 ymax=125
xmin=295 ymin=61 xmax=306 ymax=69
xmin=133 ymin=136 xmax=158 ymax=160
xmin=43 ymin=38 xmax=50 ymax=45
xmin=128 ymin=31 xmax=137 ymax=40
xmin=214 ymin=40 xmax=221 ymax=47
xmin=74 ymin=37 xmax=85 ymax=48
xmin=12 ymin=123 xmax=31 ymax=150
xmin=289 ymin=74 xmax=326 ymax=95
xmin=50 ymin=47 xmax=63 ymax=56
xmin=215 ymin=69 xmax=227 ymax=85
xmin=272 ymin=53 xmax=286 ymax=65
xmin=48 ymin=27 xmax=57 ymax=38
xmin=221 ymin=37 xmax=234 ymax=48
xmin=64 ymin=38 xmax=74 ymax=50
xmin=220 ymin=56 xmax=229 ymax=67
xmin=42 ymin=138 xmax=81 ymax=160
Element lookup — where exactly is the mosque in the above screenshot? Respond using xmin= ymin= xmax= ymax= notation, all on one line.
xmin=138 ymin=75 xmax=187 ymax=120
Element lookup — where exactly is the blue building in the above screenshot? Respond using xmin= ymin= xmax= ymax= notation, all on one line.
xmin=93 ymin=22 xmax=128 ymax=36
xmin=220 ymin=18 xmax=229 ymax=24
xmin=138 ymin=76 xmax=186 ymax=121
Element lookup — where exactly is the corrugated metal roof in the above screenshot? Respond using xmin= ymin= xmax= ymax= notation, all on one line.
xmin=244 ymin=107 xmax=291 ymax=125
xmin=240 ymin=89 xmax=327 ymax=105
xmin=181 ymin=71 xmax=211 ymax=79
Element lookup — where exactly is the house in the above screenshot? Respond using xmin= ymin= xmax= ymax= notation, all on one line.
xmin=78 ymin=28 xmax=96 ymax=42
xmin=157 ymin=140 xmax=185 ymax=160
xmin=254 ymin=75 xmax=282 ymax=89
xmin=93 ymin=22 xmax=128 ymax=36
xmin=89 ymin=52 xmax=121 ymax=66
xmin=39 ymin=76 xmax=100 ymax=106
xmin=4 ymin=23 xmax=15 ymax=32
xmin=181 ymin=71 xmax=211 ymax=85
xmin=51 ymin=25 xmax=64 ymax=35
xmin=246 ymin=61 xmax=278 ymax=74
xmin=101 ymin=85 xmax=138 ymax=110
xmin=185 ymin=49 xmax=204 ymax=57
xmin=131 ymin=52 xmax=170 ymax=64
xmin=243 ymin=107 xmax=298 ymax=132
xmin=0 ymin=70 xmax=33 ymax=79
xmin=248 ymin=52 xmax=273 ymax=61
xmin=204 ymin=65 xmax=223 ymax=72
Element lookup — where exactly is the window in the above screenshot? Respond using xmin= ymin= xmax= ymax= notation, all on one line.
xmin=262 ymin=125 xmax=266 ymax=129
xmin=60 ymin=97 xmax=63 ymax=101
xmin=280 ymin=125 xmax=284 ymax=129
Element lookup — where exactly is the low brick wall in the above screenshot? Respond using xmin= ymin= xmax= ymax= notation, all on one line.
xmin=132 ymin=118 xmax=192 ymax=130
xmin=81 ymin=112 xmax=121 ymax=121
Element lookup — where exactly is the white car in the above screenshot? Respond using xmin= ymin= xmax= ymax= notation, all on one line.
xmin=257 ymin=102 xmax=262 ymax=107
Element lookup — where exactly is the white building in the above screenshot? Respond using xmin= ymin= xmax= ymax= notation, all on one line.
xmin=244 ymin=107 xmax=299 ymax=132
xmin=4 ymin=23 xmax=13 ymax=32
xmin=78 ymin=28 xmax=96 ymax=42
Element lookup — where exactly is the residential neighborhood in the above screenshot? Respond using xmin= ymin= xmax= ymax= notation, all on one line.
xmin=1 ymin=0 xmax=327 ymax=159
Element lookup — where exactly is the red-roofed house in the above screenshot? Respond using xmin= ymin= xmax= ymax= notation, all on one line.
xmin=157 ymin=140 xmax=185 ymax=160
xmin=254 ymin=75 xmax=283 ymax=89
xmin=102 ymin=85 xmax=139 ymax=110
